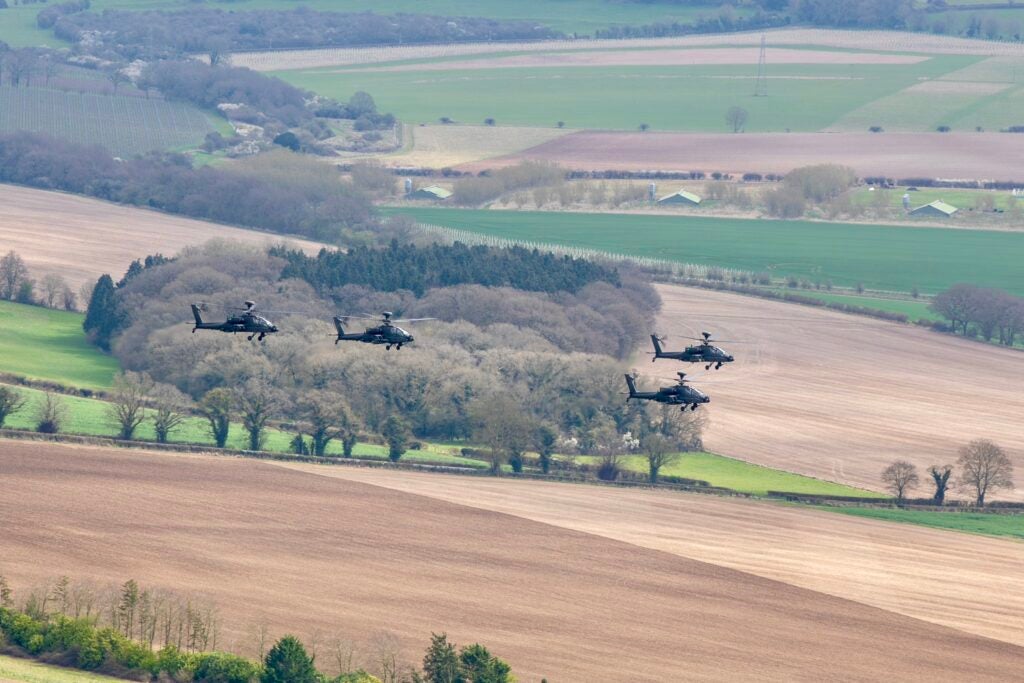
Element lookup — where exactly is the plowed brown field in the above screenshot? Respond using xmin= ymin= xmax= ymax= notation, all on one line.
xmin=463 ymin=131 xmax=1024 ymax=181
xmin=0 ymin=185 xmax=326 ymax=291
xmin=643 ymin=284 xmax=1024 ymax=499
xmin=4 ymin=441 xmax=1024 ymax=682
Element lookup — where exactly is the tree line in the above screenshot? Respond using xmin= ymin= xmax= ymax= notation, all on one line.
xmin=48 ymin=8 xmax=561 ymax=60
xmin=0 ymin=250 xmax=78 ymax=310
xmin=0 ymin=575 xmax=513 ymax=682
xmin=0 ymin=134 xmax=374 ymax=242
xmin=881 ymin=439 xmax=1014 ymax=507
xmin=274 ymin=239 xmax=621 ymax=297
xmin=930 ymin=283 xmax=1024 ymax=346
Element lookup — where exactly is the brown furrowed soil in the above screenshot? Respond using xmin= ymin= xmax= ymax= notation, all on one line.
xmin=0 ymin=185 xmax=326 ymax=291
xmin=461 ymin=130 xmax=1024 ymax=181
xmin=4 ymin=441 xmax=1024 ymax=682
xmin=283 ymin=465 xmax=1024 ymax=648
xmin=642 ymin=284 xmax=1024 ymax=500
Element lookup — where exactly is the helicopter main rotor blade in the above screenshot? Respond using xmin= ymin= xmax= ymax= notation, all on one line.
xmin=390 ymin=317 xmax=437 ymax=323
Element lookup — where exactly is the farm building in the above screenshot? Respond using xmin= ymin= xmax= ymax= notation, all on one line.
xmin=657 ymin=189 xmax=702 ymax=206
xmin=408 ymin=185 xmax=452 ymax=201
xmin=909 ymin=200 xmax=958 ymax=218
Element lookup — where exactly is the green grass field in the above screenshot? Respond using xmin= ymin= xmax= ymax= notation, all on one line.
xmin=0 ymin=85 xmax=217 ymax=157
xmin=390 ymin=207 xmax=1024 ymax=295
xmin=852 ymin=186 xmax=1020 ymax=213
xmin=576 ymin=452 xmax=884 ymax=497
xmin=768 ymin=289 xmax=939 ymax=320
xmin=0 ymin=301 xmax=120 ymax=391
xmin=0 ymin=655 xmax=127 ymax=683
xmin=826 ymin=507 xmax=1024 ymax=540
xmin=278 ymin=56 xmax=983 ymax=133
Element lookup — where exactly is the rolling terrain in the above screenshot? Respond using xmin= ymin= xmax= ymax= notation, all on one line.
xmin=642 ymin=283 xmax=1024 ymax=499
xmin=0 ymin=184 xmax=327 ymax=291
xmin=3 ymin=441 xmax=1024 ymax=682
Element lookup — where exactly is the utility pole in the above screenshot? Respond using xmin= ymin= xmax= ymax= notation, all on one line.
xmin=754 ymin=34 xmax=768 ymax=97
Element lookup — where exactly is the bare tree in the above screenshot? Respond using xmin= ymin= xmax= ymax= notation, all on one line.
xmin=61 ymin=285 xmax=77 ymax=311
xmin=929 ymin=465 xmax=953 ymax=505
xmin=881 ymin=460 xmax=919 ymax=502
xmin=107 ymin=371 xmax=154 ymax=440
xmin=643 ymin=433 xmax=678 ymax=484
xmin=235 ymin=378 xmax=281 ymax=451
xmin=0 ymin=385 xmax=27 ymax=428
xmin=957 ymin=439 xmax=1014 ymax=506
xmin=150 ymin=383 xmax=190 ymax=443
xmin=106 ymin=67 xmax=130 ymax=94
xmin=329 ymin=633 xmax=359 ymax=677
xmin=470 ymin=396 xmax=532 ymax=473
xmin=0 ymin=250 xmax=30 ymax=300
xmin=370 ymin=630 xmax=403 ymax=683
xmin=35 ymin=391 xmax=67 ymax=433
xmin=725 ymin=105 xmax=749 ymax=133
xmin=40 ymin=273 xmax=67 ymax=308
xmin=299 ymin=390 xmax=359 ymax=456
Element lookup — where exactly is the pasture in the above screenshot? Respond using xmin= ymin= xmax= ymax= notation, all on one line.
xmin=277 ymin=54 xmax=984 ymax=133
xmin=0 ymin=655 xmax=126 ymax=683
xmin=6 ymin=442 xmax=1024 ymax=681
xmin=0 ymin=301 xmax=119 ymax=391
xmin=576 ymin=452 xmax=883 ymax=497
xmin=391 ymin=207 xmax=1024 ymax=295
xmin=0 ymin=85 xmax=217 ymax=157
xmin=766 ymin=289 xmax=939 ymax=321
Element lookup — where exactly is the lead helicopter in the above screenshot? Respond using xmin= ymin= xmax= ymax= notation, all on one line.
xmin=333 ymin=311 xmax=435 ymax=350
xmin=650 ymin=331 xmax=737 ymax=370
xmin=624 ymin=371 xmax=710 ymax=411
xmin=190 ymin=301 xmax=279 ymax=342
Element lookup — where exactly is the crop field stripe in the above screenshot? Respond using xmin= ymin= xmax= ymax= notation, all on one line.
xmin=389 ymin=207 xmax=1024 ymax=295
xmin=825 ymin=507 xmax=1024 ymax=540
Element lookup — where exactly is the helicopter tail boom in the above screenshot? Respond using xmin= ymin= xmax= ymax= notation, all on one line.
xmin=650 ymin=334 xmax=664 ymax=356
xmin=624 ymin=374 xmax=638 ymax=398
xmin=190 ymin=304 xmax=204 ymax=327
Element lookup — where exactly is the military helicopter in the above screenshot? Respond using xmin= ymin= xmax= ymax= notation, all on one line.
xmin=190 ymin=301 xmax=278 ymax=342
xmin=650 ymin=332 xmax=737 ymax=370
xmin=624 ymin=371 xmax=710 ymax=411
xmin=333 ymin=311 xmax=435 ymax=350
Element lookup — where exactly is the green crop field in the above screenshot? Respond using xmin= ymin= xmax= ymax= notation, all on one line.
xmin=0 ymin=0 xmax=739 ymax=47
xmin=277 ymin=55 xmax=984 ymax=133
xmin=390 ymin=207 xmax=1024 ymax=296
xmin=0 ymin=655 xmax=127 ymax=683
xmin=768 ymin=289 xmax=939 ymax=320
xmin=576 ymin=452 xmax=883 ymax=497
xmin=852 ymin=186 xmax=1020 ymax=212
xmin=0 ymin=86 xmax=218 ymax=157
xmin=826 ymin=507 xmax=1024 ymax=540
xmin=0 ymin=301 xmax=120 ymax=391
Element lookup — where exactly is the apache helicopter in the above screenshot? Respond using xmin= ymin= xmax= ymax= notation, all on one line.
xmin=190 ymin=301 xmax=279 ymax=342
xmin=650 ymin=332 xmax=736 ymax=370
xmin=624 ymin=371 xmax=710 ymax=411
xmin=333 ymin=312 xmax=435 ymax=350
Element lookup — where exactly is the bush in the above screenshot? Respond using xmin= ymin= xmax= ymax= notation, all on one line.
xmin=189 ymin=651 xmax=262 ymax=683
xmin=596 ymin=454 xmax=622 ymax=481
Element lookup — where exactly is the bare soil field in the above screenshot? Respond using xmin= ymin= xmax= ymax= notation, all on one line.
xmin=287 ymin=465 xmax=1024 ymax=648
xmin=464 ymin=131 xmax=1024 ymax=180
xmin=0 ymin=185 xmax=326 ymax=291
xmin=4 ymin=442 xmax=1024 ymax=682
xmin=351 ymin=48 xmax=925 ymax=72
xmin=642 ymin=284 xmax=1024 ymax=500
xmin=373 ymin=124 xmax=570 ymax=168
xmin=239 ymin=29 xmax=1024 ymax=71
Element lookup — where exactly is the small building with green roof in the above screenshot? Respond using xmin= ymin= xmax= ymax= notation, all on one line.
xmin=657 ymin=189 xmax=702 ymax=206
xmin=408 ymin=185 xmax=452 ymax=201
xmin=909 ymin=200 xmax=958 ymax=218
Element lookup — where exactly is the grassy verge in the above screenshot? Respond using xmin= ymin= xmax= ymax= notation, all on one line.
xmin=575 ymin=452 xmax=884 ymax=498
xmin=0 ymin=301 xmax=120 ymax=391
xmin=0 ymin=655 xmax=127 ymax=682
xmin=389 ymin=207 xmax=1024 ymax=296
xmin=825 ymin=506 xmax=1024 ymax=540
xmin=766 ymin=288 xmax=938 ymax=320
xmin=1 ymin=383 xmax=486 ymax=468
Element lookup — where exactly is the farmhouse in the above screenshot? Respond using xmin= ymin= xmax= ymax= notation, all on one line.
xmin=408 ymin=185 xmax=452 ymax=200
xmin=658 ymin=189 xmax=702 ymax=206
xmin=909 ymin=200 xmax=958 ymax=218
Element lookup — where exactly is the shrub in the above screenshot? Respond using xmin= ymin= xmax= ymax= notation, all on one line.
xmin=596 ymin=454 xmax=622 ymax=481
xmin=189 ymin=651 xmax=262 ymax=683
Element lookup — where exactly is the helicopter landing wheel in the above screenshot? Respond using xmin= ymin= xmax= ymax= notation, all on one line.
xmin=691 ymin=404 xmax=699 ymax=411
xmin=247 ymin=334 xmax=254 ymax=341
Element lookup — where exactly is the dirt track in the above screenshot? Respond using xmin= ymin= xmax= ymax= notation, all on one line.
xmin=464 ymin=131 xmax=1024 ymax=181
xmin=644 ymin=284 xmax=1024 ymax=500
xmin=3 ymin=441 xmax=1024 ymax=682
xmin=0 ymin=184 xmax=326 ymax=291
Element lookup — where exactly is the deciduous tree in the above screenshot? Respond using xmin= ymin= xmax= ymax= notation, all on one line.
xmin=725 ymin=106 xmax=748 ymax=133
xmin=0 ymin=250 xmax=29 ymax=301
xmin=199 ymin=388 xmax=234 ymax=448
xmin=957 ymin=439 xmax=1014 ymax=506
xmin=881 ymin=460 xmax=919 ymax=502
xmin=151 ymin=383 xmax=191 ymax=443
xmin=0 ymin=385 xmax=27 ymax=429
xmin=643 ymin=433 xmax=678 ymax=484
xmin=382 ymin=415 xmax=409 ymax=463
xmin=108 ymin=371 xmax=154 ymax=440
xmin=929 ymin=464 xmax=953 ymax=505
